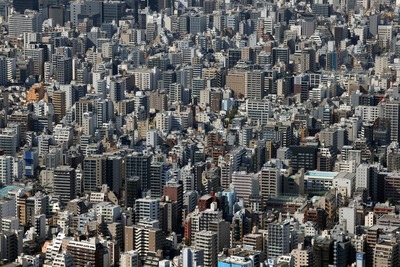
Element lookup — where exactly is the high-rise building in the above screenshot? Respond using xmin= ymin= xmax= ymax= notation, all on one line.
xmin=149 ymin=162 xmax=164 ymax=198
xmin=246 ymin=99 xmax=272 ymax=125
xmin=339 ymin=204 xmax=356 ymax=234
xmin=48 ymin=5 xmax=65 ymax=26
xmin=272 ymin=46 xmax=290 ymax=65
xmin=52 ymin=90 xmax=66 ymax=123
xmin=56 ymin=57 xmax=72 ymax=85
xmin=384 ymin=102 xmax=400 ymax=143
xmin=178 ymin=15 xmax=189 ymax=34
xmin=54 ymin=166 xmax=76 ymax=203
xmin=291 ymin=243 xmax=316 ymax=267
xmin=194 ymin=231 xmax=218 ymax=267
xmin=24 ymin=48 xmax=44 ymax=81
xmin=239 ymin=126 xmax=253 ymax=147
xmin=125 ymin=152 xmax=151 ymax=191
xmin=8 ymin=10 xmax=41 ymax=36
xmin=164 ymin=180 xmax=183 ymax=226
xmin=135 ymin=198 xmax=159 ymax=222
xmin=70 ymin=0 xmax=103 ymax=26
xmin=110 ymin=77 xmax=126 ymax=103
xmin=82 ymin=156 xmax=105 ymax=193
xmin=203 ymin=0 xmax=215 ymax=14
xmin=334 ymin=25 xmax=347 ymax=48
xmin=245 ymin=70 xmax=264 ymax=100
xmin=209 ymin=220 xmax=231 ymax=252
xmin=0 ymin=2 xmax=11 ymax=20
xmin=169 ymin=83 xmax=183 ymax=103
xmin=75 ymin=99 xmax=93 ymax=126
xmin=182 ymin=247 xmax=204 ymax=267
xmin=129 ymin=221 xmax=164 ymax=260
xmin=267 ymin=220 xmax=290 ymax=259
xmin=66 ymin=238 xmax=105 ymax=267
xmin=192 ymin=78 xmax=206 ymax=100
xmin=190 ymin=15 xmax=207 ymax=34
xmin=0 ymin=131 xmax=17 ymax=157
xmin=231 ymin=171 xmax=259 ymax=206
xmin=105 ymin=156 xmax=123 ymax=197
xmin=301 ymin=18 xmax=316 ymax=38
xmin=120 ymin=251 xmax=140 ymax=267
xmin=227 ymin=49 xmax=242 ymax=68
xmin=12 ymin=0 xmax=39 ymax=13
xmin=125 ymin=176 xmax=141 ymax=208
xmin=384 ymin=173 xmax=400 ymax=203
xmin=289 ymin=144 xmax=318 ymax=172
xmin=373 ymin=240 xmax=399 ymax=267
xmin=103 ymin=1 xmax=126 ymax=23
xmin=82 ymin=112 xmax=95 ymax=136
xmin=259 ymin=162 xmax=281 ymax=199
xmin=34 ymin=214 xmax=46 ymax=239
xmin=0 ymin=231 xmax=20 ymax=263
xmin=0 ymin=57 xmax=6 ymax=86
xmin=378 ymin=25 xmax=392 ymax=48
xmin=0 ymin=155 xmax=13 ymax=185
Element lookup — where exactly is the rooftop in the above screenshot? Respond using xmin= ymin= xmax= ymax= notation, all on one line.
xmin=0 ymin=185 xmax=24 ymax=198
xmin=305 ymin=171 xmax=338 ymax=178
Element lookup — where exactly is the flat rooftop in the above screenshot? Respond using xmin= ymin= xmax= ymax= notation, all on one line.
xmin=0 ymin=185 xmax=24 ymax=198
xmin=305 ymin=171 xmax=338 ymax=178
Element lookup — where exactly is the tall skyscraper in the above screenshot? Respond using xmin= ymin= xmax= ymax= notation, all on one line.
xmin=120 ymin=251 xmax=140 ymax=267
xmin=8 ymin=10 xmax=41 ymax=36
xmin=164 ymin=180 xmax=183 ymax=227
xmin=54 ymin=166 xmax=76 ymax=203
xmin=289 ymin=144 xmax=318 ymax=172
xmin=0 ymin=57 xmax=6 ymax=86
xmin=182 ymin=247 xmax=204 ymax=267
xmin=194 ymin=231 xmax=218 ymax=267
xmin=105 ymin=156 xmax=123 ymax=196
xmin=127 ymin=221 xmax=164 ymax=260
xmin=125 ymin=152 xmax=151 ymax=191
xmin=149 ymin=162 xmax=164 ymax=198
xmin=245 ymin=70 xmax=264 ymax=100
xmin=52 ymin=90 xmax=66 ymax=123
xmin=110 ymin=77 xmax=126 ymax=103
xmin=190 ymin=15 xmax=207 ymax=34
xmin=259 ymin=162 xmax=281 ymax=199
xmin=291 ymin=243 xmax=316 ymax=267
xmin=70 ymin=0 xmax=103 ymax=26
xmin=384 ymin=102 xmax=400 ymax=143
xmin=192 ymin=78 xmax=206 ymax=100
xmin=272 ymin=46 xmax=290 ymax=65
xmin=12 ymin=0 xmax=39 ymax=13
xmin=373 ymin=241 xmax=399 ymax=267
xmin=103 ymin=1 xmax=126 ymax=23
xmin=24 ymin=48 xmax=44 ymax=81
xmin=0 ymin=231 xmax=20 ymax=262
xmin=125 ymin=176 xmax=141 ymax=208
xmin=82 ymin=112 xmax=95 ymax=136
xmin=267 ymin=220 xmax=290 ymax=259
xmin=48 ymin=5 xmax=65 ymax=26
xmin=83 ymin=156 xmax=105 ymax=192
xmin=0 ymin=131 xmax=17 ymax=157
xmin=66 ymin=238 xmax=105 ymax=267
xmin=56 ymin=57 xmax=72 ymax=85
xmin=0 ymin=2 xmax=11 ymax=20
xmin=0 ymin=155 xmax=13 ymax=185
xmin=135 ymin=197 xmax=159 ymax=222
xmin=203 ymin=0 xmax=216 ymax=14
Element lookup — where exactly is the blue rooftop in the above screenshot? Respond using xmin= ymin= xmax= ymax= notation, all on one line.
xmin=305 ymin=171 xmax=338 ymax=177
xmin=0 ymin=186 xmax=23 ymax=198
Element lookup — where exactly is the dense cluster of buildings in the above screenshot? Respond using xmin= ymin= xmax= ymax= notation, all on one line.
xmin=0 ymin=0 xmax=400 ymax=266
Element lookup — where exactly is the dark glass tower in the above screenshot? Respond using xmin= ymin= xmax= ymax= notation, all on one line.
xmin=13 ymin=0 xmax=39 ymax=13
